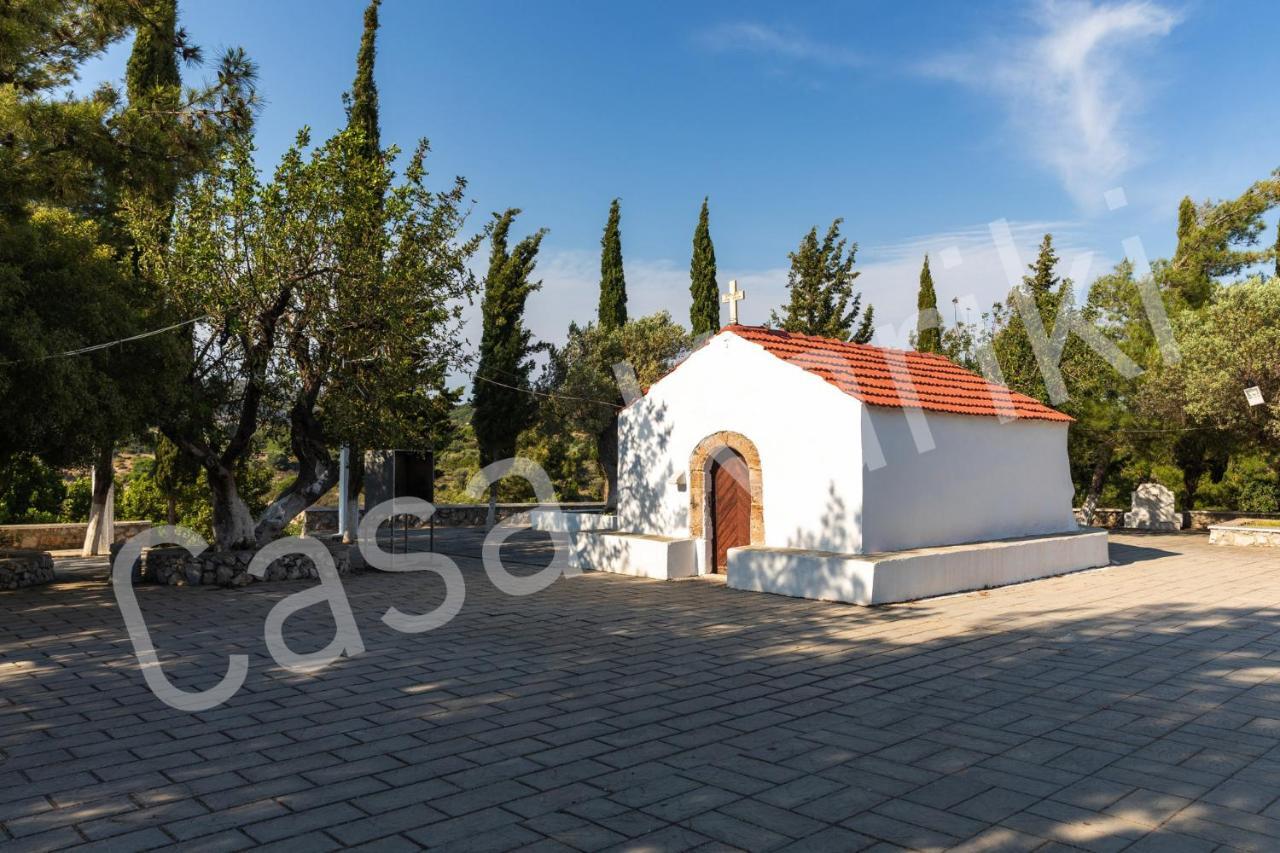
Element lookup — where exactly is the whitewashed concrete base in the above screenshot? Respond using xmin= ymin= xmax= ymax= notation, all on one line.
xmin=572 ymin=531 xmax=698 ymax=579
xmin=1209 ymin=521 xmax=1280 ymax=547
xmin=727 ymin=529 xmax=1110 ymax=605
xmin=528 ymin=509 xmax=617 ymax=534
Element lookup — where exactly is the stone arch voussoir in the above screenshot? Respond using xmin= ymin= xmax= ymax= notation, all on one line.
xmin=689 ymin=431 xmax=764 ymax=544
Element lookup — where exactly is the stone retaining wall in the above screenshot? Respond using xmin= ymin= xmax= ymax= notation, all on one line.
xmin=0 ymin=520 xmax=151 ymax=551
xmin=1185 ymin=510 xmax=1280 ymax=530
xmin=1073 ymin=508 xmax=1127 ymax=528
xmin=302 ymin=502 xmax=608 ymax=536
xmin=1073 ymin=508 xmax=1280 ymax=531
xmin=141 ymin=540 xmax=359 ymax=588
xmin=0 ymin=549 xmax=56 ymax=589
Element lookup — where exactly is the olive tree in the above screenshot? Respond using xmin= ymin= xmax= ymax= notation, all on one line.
xmin=140 ymin=127 xmax=479 ymax=549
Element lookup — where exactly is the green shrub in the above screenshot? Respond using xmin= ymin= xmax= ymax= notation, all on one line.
xmin=1238 ymin=480 xmax=1280 ymax=513
xmin=0 ymin=455 xmax=67 ymax=523
xmin=119 ymin=453 xmax=278 ymax=542
xmin=60 ymin=476 xmax=92 ymax=522
xmin=1195 ymin=454 xmax=1279 ymax=512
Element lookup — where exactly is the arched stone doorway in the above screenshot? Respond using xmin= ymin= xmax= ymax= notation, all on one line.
xmin=688 ymin=431 xmax=764 ymax=573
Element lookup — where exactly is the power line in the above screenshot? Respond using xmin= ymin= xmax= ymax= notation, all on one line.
xmin=0 ymin=316 xmax=208 ymax=367
xmin=468 ymin=372 xmax=622 ymax=410
xmin=1075 ymin=424 xmax=1219 ymax=436
xmin=1 ymin=317 xmax=627 ymax=410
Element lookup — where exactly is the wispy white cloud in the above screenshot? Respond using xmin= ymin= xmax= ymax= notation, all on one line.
xmin=856 ymin=220 xmax=1109 ymax=347
xmin=697 ymin=22 xmax=862 ymax=70
xmin=922 ymin=0 xmax=1181 ymax=206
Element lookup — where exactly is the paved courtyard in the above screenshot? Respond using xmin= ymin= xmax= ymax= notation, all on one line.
xmin=2 ymin=530 xmax=1280 ymax=851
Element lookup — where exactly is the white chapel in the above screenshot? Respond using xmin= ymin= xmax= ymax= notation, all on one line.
xmin=547 ymin=312 xmax=1109 ymax=605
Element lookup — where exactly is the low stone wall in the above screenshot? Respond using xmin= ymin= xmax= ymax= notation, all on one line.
xmin=0 ymin=520 xmax=151 ymax=551
xmin=1210 ymin=521 xmax=1280 ymax=547
xmin=141 ymin=540 xmax=359 ymax=588
xmin=0 ymin=549 xmax=56 ymax=590
xmin=1073 ymin=508 xmax=1280 ymax=531
xmin=1186 ymin=510 xmax=1280 ymax=531
xmin=1073 ymin=508 xmax=1127 ymax=528
xmin=302 ymin=502 xmax=608 ymax=536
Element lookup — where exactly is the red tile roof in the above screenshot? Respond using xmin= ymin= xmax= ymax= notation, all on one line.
xmin=724 ymin=325 xmax=1072 ymax=423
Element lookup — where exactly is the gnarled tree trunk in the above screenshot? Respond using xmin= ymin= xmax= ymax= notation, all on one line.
xmin=596 ymin=413 xmax=619 ymax=510
xmin=254 ymin=396 xmax=337 ymax=545
xmin=1081 ymin=443 xmax=1114 ymax=526
xmin=207 ymin=463 xmax=257 ymax=550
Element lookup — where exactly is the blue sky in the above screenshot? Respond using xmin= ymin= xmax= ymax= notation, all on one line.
xmin=78 ymin=0 xmax=1280 ymax=348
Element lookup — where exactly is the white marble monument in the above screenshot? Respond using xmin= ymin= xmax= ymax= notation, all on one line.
xmin=1123 ymin=482 xmax=1179 ymax=531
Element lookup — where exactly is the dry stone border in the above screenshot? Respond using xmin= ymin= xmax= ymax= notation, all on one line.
xmin=0 ymin=549 xmax=55 ymax=589
xmin=139 ymin=539 xmax=361 ymax=588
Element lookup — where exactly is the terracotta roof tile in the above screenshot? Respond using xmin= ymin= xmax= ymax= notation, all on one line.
xmin=723 ymin=325 xmax=1072 ymax=423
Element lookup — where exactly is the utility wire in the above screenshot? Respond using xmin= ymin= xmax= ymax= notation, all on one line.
xmin=467 ymin=371 xmax=622 ymax=410
xmin=1 ymin=317 xmax=627 ymax=410
xmin=0 ymin=316 xmax=208 ymax=367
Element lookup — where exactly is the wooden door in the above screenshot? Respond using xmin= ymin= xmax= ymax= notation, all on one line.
xmin=710 ymin=451 xmax=750 ymax=573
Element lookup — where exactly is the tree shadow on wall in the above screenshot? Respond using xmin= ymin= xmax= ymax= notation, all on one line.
xmin=617 ymin=399 xmax=675 ymax=530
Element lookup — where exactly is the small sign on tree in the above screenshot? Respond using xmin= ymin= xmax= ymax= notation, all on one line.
xmin=1245 ymin=385 xmax=1265 ymax=407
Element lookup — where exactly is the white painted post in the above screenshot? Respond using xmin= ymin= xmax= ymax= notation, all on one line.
xmin=338 ymin=445 xmax=350 ymax=542
xmin=82 ymin=470 xmax=115 ymax=557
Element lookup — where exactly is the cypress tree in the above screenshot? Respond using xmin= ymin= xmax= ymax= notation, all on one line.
xmin=125 ymin=1 xmax=180 ymax=104
xmin=337 ymin=0 xmax=382 ymax=540
xmin=598 ymin=199 xmax=627 ymax=330
xmin=1170 ymin=196 xmax=1211 ymax=307
xmin=123 ymin=0 xmax=183 ymax=226
xmin=1174 ymin=196 xmax=1197 ymax=259
xmin=84 ymin=0 xmax=186 ymax=556
xmin=471 ymin=210 xmax=546 ymax=525
xmin=689 ymin=197 xmax=719 ymax=334
xmin=770 ymin=218 xmax=874 ymax=343
xmin=915 ymin=254 xmax=942 ymax=353
xmin=348 ymin=0 xmax=381 ymax=160
xmin=1274 ymin=219 xmax=1279 ymax=279
xmin=153 ymin=433 xmax=198 ymax=525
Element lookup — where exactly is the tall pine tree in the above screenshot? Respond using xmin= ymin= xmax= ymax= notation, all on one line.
xmin=771 ymin=218 xmax=874 ymax=342
xmin=689 ymin=197 xmax=719 ymax=334
xmin=598 ymin=199 xmax=627 ymax=330
xmin=1025 ymin=234 xmax=1061 ymax=313
xmin=471 ymin=210 xmax=545 ymax=525
xmin=915 ymin=254 xmax=942 ymax=353
xmin=990 ymin=233 xmax=1070 ymax=405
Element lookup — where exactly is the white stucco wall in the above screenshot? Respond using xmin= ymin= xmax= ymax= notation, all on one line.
xmin=617 ymin=333 xmax=865 ymax=554
xmin=617 ymin=330 xmax=1079 ymax=560
xmin=860 ymin=407 xmax=1079 ymax=553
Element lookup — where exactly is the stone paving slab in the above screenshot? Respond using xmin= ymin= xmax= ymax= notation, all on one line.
xmin=1 ymin=530 xmax=1279 ymax=850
